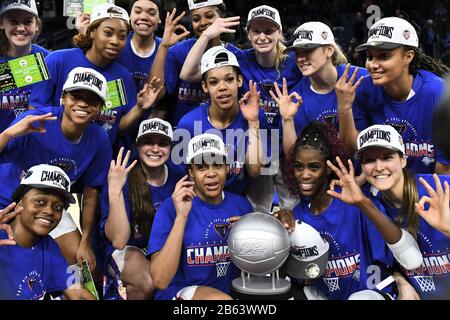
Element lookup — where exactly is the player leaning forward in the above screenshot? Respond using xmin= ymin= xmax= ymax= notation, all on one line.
xmin=147 ymin=133 xmax=254 ymax=300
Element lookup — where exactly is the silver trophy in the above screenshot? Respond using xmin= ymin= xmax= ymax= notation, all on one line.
xmin=228 ymin=212 xmax=291 ymax=297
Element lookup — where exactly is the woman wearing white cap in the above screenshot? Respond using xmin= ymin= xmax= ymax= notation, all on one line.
xmin=75 ymin=2 xmax=185 ymax=164
xmin=100 ymin=119 xmax=185 ymax=300
xmin=28 ymin=3 xmax=162 ymax=146
xmin=148 ymin=133 xmax=254 ymax=300
xmin=177 ymin=46 xmax=266 ymax=196
xmin=336 ymin=16 xmax=450 ymax=175
xmin=276 ymin=122 xmax=422 ymax=300
xmin=0 ymin=164 xmax=95 ymax=300
xmin=241 ymin=5 xmax=303 ymax=214
xmin=0 ymin=0 xmax=49 ymax=132
xmin=0 ymin=67 xmax=112 ymax=272
xmin=272 ymin=21 xmax=368 ymax=157
xmin=149 ymin=0 xmax=240 ymax=125
xmin=356 ymin=124 xmax=450 ymax=299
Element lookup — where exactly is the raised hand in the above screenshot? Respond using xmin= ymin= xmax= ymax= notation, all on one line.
xmin=239 ymin=80 xmax=260 ymax=123
xmin=137 ymin=77 xmax=164 ymax=110
xmin=3 ymin=112 xmax=57 ymax=139
xmin=273 ymin=209 xmax=296 ymax=233
xmin=270 ymin=77 xmax=302 ymax=121
xmin=415 ymin=174 xmax=450 ymax=238
xmin=161 ymin=9 xmax=190 ymax=47
xmin=108 ymin=147 xmax=137 ymax=193
xmin=172 ymin=175 xmax=196 ymax=218
xmin=75 ymin=13 xmax=90 ymax=36
xmin=201 ymin=16 xmax=240 ymax=41
xmin=335 ymin=63 xmax=365 ymax=114
xmin=0 ymin=203 xmax=21 ymax=246
xmin=327 ymin=157 xmax=366 ymax=205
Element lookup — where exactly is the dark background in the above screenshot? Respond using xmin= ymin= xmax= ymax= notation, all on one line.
xmin=35 ymin=0 xmax=450 ymax=67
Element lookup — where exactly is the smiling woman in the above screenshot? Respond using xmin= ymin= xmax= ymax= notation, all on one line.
xmin=356 ymin=124 xmax=450 ymax=299
xmin=0 ymin=0 xmax=49 ymax=132
xmin=0 ymin=164 xmax=96 ymax=300
xmin=100 ymin=118 xmax=186 ymax=300
xmin=336 ymin=16 xmax=450 ymax=175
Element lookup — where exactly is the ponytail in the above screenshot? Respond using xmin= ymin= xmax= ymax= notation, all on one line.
xmin=274 ymin=39 xmax=288 ymax=75
xmin=331 ymin=43 xmax=348 ymax=66
xmin=128 ymin=162 xmax=155 ymax=244
xmin=395 ymin=168 xmax=420 ymax=238
xmin=408 ymin=46 xmax=450 ymax=77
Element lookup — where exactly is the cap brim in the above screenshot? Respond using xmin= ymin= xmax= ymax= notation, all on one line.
xmin=355 ymin=41 xmax=402 ymax=52
xmin=356 ymin=145 xmax=404 ymax=159
xmin=0 ymin=7 xmax=38 ymax=16
xmin=27 ymin=183 xmax=76 ymax=204
xmin=64 ymin=86 xmax=106 ymax=102
xmin=188 ymin=152 xmax=228 ymax=165
xmin=281 ymin=249 xmax=329 ymax=280
xmin=283 ymin=43 xmax=322 ymax=53
xmin=246 ymin=17 xmax=281 ymax=30
xmin=136 ymin=132 xmax=172 ymax=143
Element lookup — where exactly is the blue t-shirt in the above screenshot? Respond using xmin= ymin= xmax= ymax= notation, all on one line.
xmin=114 ymin=34 xmax=163 ymax=160
xmin=116 ymin=33 xmax=162 ymax=91
xmin=0 ymin=231 xmax=70 ymax=300
xmin=371 ymin=174 xmax=450 ymax=300
xmin=28 ymin=48 xmax=137 ymax=144
xmin=0 ymin=107 xmax=112 ymax=208
xmin=235 ymin=49 xmax=302 ymax=130
xmin=176 ymin=103 xmax=268 ymax=195
xmin=147 ymin=191 xmax=254 ymax=300
xmin=291 ymin=64 xmax=369 ymax=135
xmin=100 ymin=160 xmax=186 ymax=257
xmin=354 ymin=69 xmax=447 ymax=174
xmin=165 ymin=38 xmax=240 ymax=125
xmin=292 ymin=196 xmax=394 ymax=300
xmin=0 ymin=44 xmax=50 ymax=132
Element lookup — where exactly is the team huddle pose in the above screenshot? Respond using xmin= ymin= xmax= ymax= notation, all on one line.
xmin=0 ymin=0 xmax=449 ymax=300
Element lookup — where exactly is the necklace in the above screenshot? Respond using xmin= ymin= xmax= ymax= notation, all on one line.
xmin=308 ymin=196 xmax=333 ymax=211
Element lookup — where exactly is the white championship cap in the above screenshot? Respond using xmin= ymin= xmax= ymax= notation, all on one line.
xmin=136 ymin=118 xmax=173 ymax=142
xmin=246 ymin=5 xmax=282 ymax=31
xmin=62 ymin=67 xmax=108 ymax=102
xmin=187 ymin=0 xmax=223 ymax=11
xmin=0 ymin=0 xmax=38 ymax=16
xmin=284 ymin=21 xmax=335 ymax=51
xmin=186 ymin=133 xmax=227 ymax=164
xmin=282 ymin=220 xmax=329 ymax=280
xmin=356 ymin=124 xmax=405 ymax=158
xmin=355 ymin=17 xmax=419 ymax=52
xmin=20 ymin=164 xmax=75 ymax=204
xmin=348 ymin=290 xmax=389 ymax=300
xmin=200 ymin=46 xmax=240 ymax=75
xmin=90 ymin=3 xmax=130 ymax=25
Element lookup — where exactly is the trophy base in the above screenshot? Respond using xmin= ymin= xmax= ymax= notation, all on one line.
xmin=231 ymin=272 xmax=292 ymax=299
